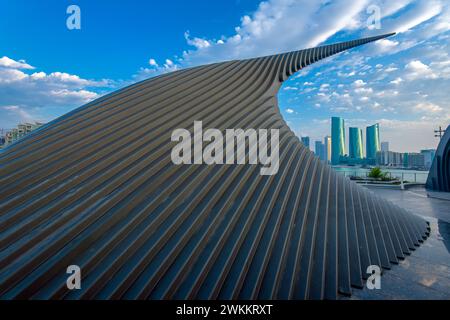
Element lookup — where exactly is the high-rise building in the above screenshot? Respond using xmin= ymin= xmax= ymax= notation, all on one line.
xmin=301 ymin=136 xmax=310 ymax=149
xmin=403 ymin=152 xmax=425 ymax=169
xmin=331 ymin=117 xmax=345 ymax=165
xmin=366 ymin=123 xmax=380 ymax=160
xmin=349 ymin=127 xmax=363 ymax=159
xmin=324 ymin=136 xmax=331 ymax=163
xmin=420 ymin=149 xmax=436 ymax=170
xmin=376 ymin=151 xmax=403 ymax=167
xmin=381 ymin=141 xmax=389 ymax=152
xmin=315 ymin=141 xmax=326 ymax=162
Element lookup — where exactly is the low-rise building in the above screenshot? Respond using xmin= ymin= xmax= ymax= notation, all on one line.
xmin=3 ymin=122 xmax=44 ymax=146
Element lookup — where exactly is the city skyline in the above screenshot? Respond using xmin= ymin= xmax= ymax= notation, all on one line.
xmin=305 ymin=115 xmax=436 ymax=159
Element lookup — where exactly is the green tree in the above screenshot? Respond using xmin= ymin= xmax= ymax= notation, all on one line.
xmin=368 ymin=167 xmax=385 ymax=179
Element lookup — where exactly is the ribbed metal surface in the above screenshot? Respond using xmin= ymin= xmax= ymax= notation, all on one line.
xmin=426 ymin=125 xmax=450 ymax=192
xmin=0 ymin=33 xmax=430 ymax=300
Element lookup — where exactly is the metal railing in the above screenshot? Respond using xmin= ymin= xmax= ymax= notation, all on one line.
xmin=336 ymin=170 xmax=429 ymax=184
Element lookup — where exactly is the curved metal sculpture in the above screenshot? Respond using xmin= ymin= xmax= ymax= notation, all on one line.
xmin=0 ymin=33 xmax=430 ymax=300
xmin=426 ymin=125 xmax=450 ymax=192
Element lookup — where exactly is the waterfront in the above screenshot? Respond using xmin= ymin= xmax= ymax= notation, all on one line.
xmin=333 ymin=166 xmax=429 ymax=183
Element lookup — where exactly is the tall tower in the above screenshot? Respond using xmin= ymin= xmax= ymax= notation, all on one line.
xmin=366 ymin=123 xmax=380 ymax=160
xmin=324 ymin=135 xmax=331 ymax=163
xmin=301 ymin=136 xmax=310 ymax=149
xmin=331 ymin=117 xmax=345 ymax=165
xmin=349 ymin=127 xmax=363 ymax=159
xmin=315 ymin=140 xmax=325 ymax=161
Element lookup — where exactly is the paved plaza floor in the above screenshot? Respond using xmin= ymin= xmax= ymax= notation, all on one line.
xmin=342 ymin=186 xmax=450 ymax=300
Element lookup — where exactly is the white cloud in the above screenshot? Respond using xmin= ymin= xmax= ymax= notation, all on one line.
xmin=0 ymin=55 xmax=113 ymax=126
xmin=1 ymin=105 xmax=36 ymax=127
xmin=353 ymin=79 xmax=366 ymax=87
xmin=404 ymin=60 xmax=437 ymax=80
xmin=180 ymin=0 xmax=372 ymax=66
xmin=359 ymin=96 xmax=370 ymax=102
xmin=185 ymin=31 xmax=211 ymax=49
xmin=50 ymin=89 xmax=98 ymax=102
xmin=385 ymin=66 xmax=398 ymax=72
xmin=390 ymin=77 xmax=403 ymax=84
xmin=373 ymin=39 xmax=399 ymax=53
xmin=134 ymin=58 xmax=180 ymax=80
xmin=285 ymin=108 xmax=295 ymax=114
xmin=0 ymin=56 xmax=34 ymax=69
xmin=0 ymin=68 xmax=28 ymax=83
xmin=392 ymin=0 xmax=442 ymax=33
xmin=414 ymin=102 xmax=443 ymax=113
xmin=354 ymin=87 xmax=373 ymax=94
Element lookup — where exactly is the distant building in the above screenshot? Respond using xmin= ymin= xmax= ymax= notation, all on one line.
xmin=4 ymin=122 xmax=43 ymax=146
xmin=315 ymin=141 xmax=326 ymax=162
xmin=420 ymin=149 xmax=436 ymax=170
xmin=324 ymin=135 xmax=331 ymax=163
xmin=301 ymin=136 xmax=310 ymax=149
xmin=376 ymin=151 xmax=403 ymax=167
xmin=349 ymin=127 xmax=363 ymax=159
xmin=331 ymin=117 xmax=345 ymax=165
xmin=366 ymin=123 xmax=380 ymax=162
xmin=403 ymin=152 xmax=425 ymax=169
xmin=381 ymin=141 xmax=389 ymax=152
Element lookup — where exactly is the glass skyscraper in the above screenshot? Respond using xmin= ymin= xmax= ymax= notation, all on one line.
xmin=315 ymin=141 xmax=326 ymax=162
xmin=301 ymin=136 xmax=310 ymax=149
xmin=366 ymin=123 xmax=380 ymax=160
xmin=349 ymin=127 xmax=363 ymax=159
xmin=324 ymin=135 xmax=331 ymax=163
xmin=331 ymin=117 xmax=345 ymax=165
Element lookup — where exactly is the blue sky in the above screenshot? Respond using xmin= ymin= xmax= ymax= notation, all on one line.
xmin=1 ymin=0 xmax=449 ymax=152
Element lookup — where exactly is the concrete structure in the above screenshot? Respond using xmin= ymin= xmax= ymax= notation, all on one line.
xmin=427 ymin=125 xmax=450 ymax=192
xmin=366 ymin=123 xmax=380 ymax=161
xmin=349 ymin=127 xmax=363 ymax=159
xmin=331 ymin=117 xmax=345 ymax=165
xmin=0 ymin=33 xmax=430 ymax=300
xmin=301 ymin=136 xmax=310 ymax=149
